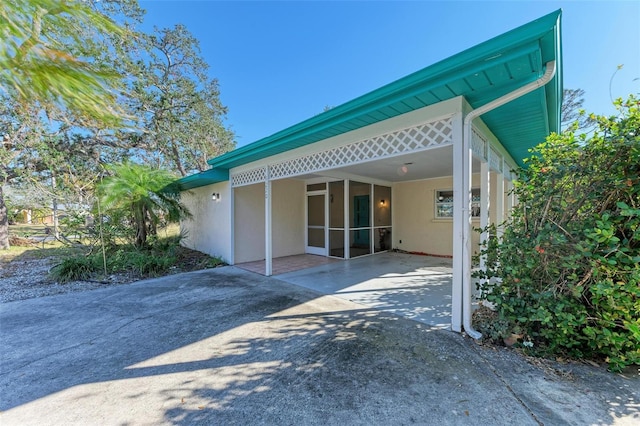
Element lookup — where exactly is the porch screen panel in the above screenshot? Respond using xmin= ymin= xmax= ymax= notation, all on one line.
xmin=329 ymin=181 xmax=344 ymax=228
xmin=375 ymin=228 xmax=392 ymax=253
xmin=329 ymin=230 xmax=345 ymax=258
xmin=307 ymin=194 xmax=325 ymax=248
xmin=349 ymin=181 xmax=371 ymax=258
xmin=374 ymin=185 xmax=391 ymax=226
xmin=328 ymin=181 xmax=345 ymax=258
xmin=374 ymin=185 xmax=392 ymax=253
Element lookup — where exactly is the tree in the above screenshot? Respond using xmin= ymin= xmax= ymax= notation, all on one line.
xmin=97 ymin=163 xmax=190 ymax=249
xmin=127 ymin=25 xmax=235 ymax=176
xmin=476 ymin=95 xmax=640 ymax=371
xmin=0 ymin=0 xmax=135 ymax=126
xmin=561 ymin=88 xmax=594 ymax=130
xmin=0 ymin=0 xmax=141 ymax=249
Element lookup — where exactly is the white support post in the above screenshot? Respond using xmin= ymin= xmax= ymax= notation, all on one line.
xmin=506 ymin=178 xmax=515 ymax=219
xmin=265 ymin=166 xmax=272 ymax=276
xmin=229 ymin=183 xmax=235 ymax=265
xmin=479 ymin=161 xmax=490 ymax=272
xmin=496 ymin=167 xmax=505 ymax=239
xmin=451 ymin=113 xmax=464 ymax=332
xmin=344 ymin=179 xmax=350 ymax=260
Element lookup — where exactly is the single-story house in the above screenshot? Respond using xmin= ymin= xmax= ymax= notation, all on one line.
xmin=178 ymin=10 xmax=563 ymax=336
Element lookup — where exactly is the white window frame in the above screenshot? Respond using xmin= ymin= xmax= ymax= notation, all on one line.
xmin=435 ymin=188 xmax=481 ymax=219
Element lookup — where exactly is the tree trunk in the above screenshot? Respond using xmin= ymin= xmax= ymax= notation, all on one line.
xmin=0 ymin=186 xmax=10 ymax=250
xmin=134 ymin=204 xmax=147 ymax=248
xmin=51 ymin=174 xmax=60 ymax=239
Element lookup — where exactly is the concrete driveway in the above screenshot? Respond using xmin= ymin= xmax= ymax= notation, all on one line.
xmin=1 ymin=267 xmax=638 ymax=425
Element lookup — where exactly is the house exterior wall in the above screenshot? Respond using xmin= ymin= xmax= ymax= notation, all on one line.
xmin=272 ymin=179 xmax=305 ymax=258
xmin=394 ymin=173 xmax=502 ymax=257
xmin=234 ymin=183 xmax=266 ymax=264
xmin=180 ymin=182 xmax=232 ymax=262
xmin=232 ymin=179 xmax=305 ymax=263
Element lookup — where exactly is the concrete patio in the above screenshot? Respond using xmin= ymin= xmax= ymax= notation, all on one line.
xmin=275 ymin=252 xmax=453 ymax=329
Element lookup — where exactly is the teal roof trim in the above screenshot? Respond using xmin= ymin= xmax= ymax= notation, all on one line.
xmin=175 ymin=10 xmax=562 ymax=189
xmin=178 ymin=168 xmax=229 ymax=190
xmin=206 ymin=9 xmax=562 ymax=171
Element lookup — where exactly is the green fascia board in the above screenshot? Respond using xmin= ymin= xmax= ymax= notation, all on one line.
xmin=208 ymin=9 xmax=562 ymax=170
xmin=178 ymin=168 xmax=229 ymax=190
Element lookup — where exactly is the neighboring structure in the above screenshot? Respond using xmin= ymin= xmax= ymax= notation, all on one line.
xmin=179 ymin=10 xmax=563 ymax=335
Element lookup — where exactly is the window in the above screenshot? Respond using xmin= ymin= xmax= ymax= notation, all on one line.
xmin=435 ymin=189 xmax=481 ymax=219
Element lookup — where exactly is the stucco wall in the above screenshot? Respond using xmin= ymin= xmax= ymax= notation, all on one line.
xmin=233 ymin=179 xmax=305 ymax=263
xmin=394 ymin=173 xmax=506 ymax=256
xmin=180 ymin=182 xmax=232 ymax=262
xmin=234 ymin=183 xmax=266 ymax=264
xmin=272 ymin=179 xmax=305 ymax=258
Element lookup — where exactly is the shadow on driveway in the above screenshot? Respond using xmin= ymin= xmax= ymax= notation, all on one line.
xmin=0 ymin=267 xmax=637 ymax=425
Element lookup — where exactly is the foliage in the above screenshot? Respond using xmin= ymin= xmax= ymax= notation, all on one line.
xmin=0 ymin=1 xmax=234 ymax=251
xmin=49 ymin=234 xmax=224 ymax=283
xmin=561 ymin=88 xmax=594 ymax=131
xmin=125 ymin=24 xmax=235 ymax=175
xmin=51 ymin=254 xmax=102 ymax=283
xmin=475 ymin=96 xmax=640 ymax=371
xmin=0 ymin=0 xmax=138 ymax=127
xmin=0 ymin=0 xmax=143 ymax=250
xmin=97 ymin=162 xmax=190 ymax=248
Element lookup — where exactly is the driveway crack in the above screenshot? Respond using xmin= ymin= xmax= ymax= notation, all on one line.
xmin=469 ymin=341 xmax=543 ymax=426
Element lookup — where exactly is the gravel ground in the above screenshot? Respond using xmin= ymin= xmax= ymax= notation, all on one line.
xmin=0 ymin=256 xmax=134 ymax=303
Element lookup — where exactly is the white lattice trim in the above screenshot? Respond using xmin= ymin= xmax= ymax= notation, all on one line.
xmin=471 ymin=127 xmax=488 ymax=161
xmin=489 ymin=145 xmax=503 ymax=173
xmin=231 ymin=167 xmax=266 ymax=187
xmin=268 ymin=118 xmax=453 ymax=180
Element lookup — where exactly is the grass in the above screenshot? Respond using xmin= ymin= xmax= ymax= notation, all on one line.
xmin=0 ymin=242 xmax=81 ymax=263
xmin=4 ymin=223 xmax=224 ymax=284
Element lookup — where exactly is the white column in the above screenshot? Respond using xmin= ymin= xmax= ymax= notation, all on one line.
xmin=229 ymin=183 xmax=235 ymax=265
xmin=343 ymin=179 xmax=350 ymax=260
xmin=451 ymin=113 xmax=464 ymax=332
xmin=506 ymin=177 xmax=515 ymax=219
xmin=479 ymin=161 xmax=490 ymax=272
xmin=265 ymin=166 xmax=272 ymax=276
xmin=496 ymin=167 xmax=505 ymax=239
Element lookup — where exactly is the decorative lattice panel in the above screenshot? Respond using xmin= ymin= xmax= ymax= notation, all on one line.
xmin=269 ymin=118 xmax=453 ymax=180
xmin=231 ymin=167 xmax=266 ymax=187
xmin=471 ymin=127 xmax=488 ymax=161
xmin=489 ymin=145 xmax=503 ymax=173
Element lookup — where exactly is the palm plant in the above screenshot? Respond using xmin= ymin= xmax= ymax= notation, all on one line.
xmin=97 ymin=163 xmax=190 ymax=248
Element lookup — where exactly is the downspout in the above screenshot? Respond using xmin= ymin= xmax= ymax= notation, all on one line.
xmin=462 ymin=60 xmax=557 ymax=339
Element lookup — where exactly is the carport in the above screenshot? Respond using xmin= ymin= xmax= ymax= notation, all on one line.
xmin=239 ymin=252 xmax=454 ymax=329
xmin=179 ymin=11 xmax=563 ymax=336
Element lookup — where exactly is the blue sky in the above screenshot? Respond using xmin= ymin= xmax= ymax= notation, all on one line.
xmin=138 ymin=1 xmax=640 ymax=147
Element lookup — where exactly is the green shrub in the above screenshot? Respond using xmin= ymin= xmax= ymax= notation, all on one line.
xmin=51 ymin=256 xmax=100 ymax=283
xmin=127 ymin=250 xmax=176 ymax=276
xmin=475 ymin=96 xmax=640 ymax=371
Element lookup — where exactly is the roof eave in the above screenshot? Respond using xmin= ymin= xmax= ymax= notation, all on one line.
xmin=178 ymin=168 xmax=229 ymax=190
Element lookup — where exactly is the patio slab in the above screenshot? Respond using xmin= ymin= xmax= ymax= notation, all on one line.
xmin=276 ymin=252 xmax=453 ymax=329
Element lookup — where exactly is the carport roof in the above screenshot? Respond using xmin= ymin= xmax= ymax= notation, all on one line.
xmin=181 ymin=9 xmax=562 ymax=189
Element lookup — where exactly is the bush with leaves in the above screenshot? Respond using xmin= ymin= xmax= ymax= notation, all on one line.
xmin=475 ymin=96 xmax=640 ymax=371
xmin=97 ymin=163 xmax=190 ymax=248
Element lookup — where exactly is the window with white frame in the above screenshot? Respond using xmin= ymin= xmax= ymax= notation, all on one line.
xmin=435 ymin=188 xmax=481 ymax=219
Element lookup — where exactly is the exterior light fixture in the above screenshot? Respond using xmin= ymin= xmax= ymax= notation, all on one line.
xmin=212 ymin=192 xmax=221 ymax=201
xmin=396 ymin=162 xmax=413 ymax=177
xmin=380 ymin=199 xmax=386 ymax=206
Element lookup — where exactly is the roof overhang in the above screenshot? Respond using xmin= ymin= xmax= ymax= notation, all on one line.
xmin=177 ymin=168 xmax=229 ymax=190
xmin=184 ymin=10 xmax=562 ymax=189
